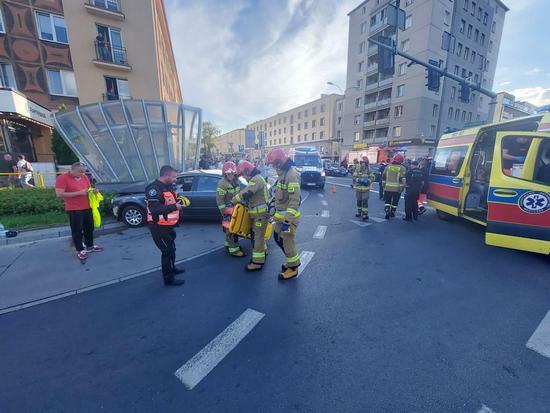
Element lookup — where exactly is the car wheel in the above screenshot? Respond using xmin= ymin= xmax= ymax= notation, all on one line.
xmin=436 ymin=209 xmax=452 ymax=221
xmin=122 ymin=205 xmax=146 ymax=227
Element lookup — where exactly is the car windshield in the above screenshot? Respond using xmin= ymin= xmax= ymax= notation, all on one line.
xmin=294 ymin=155 xmax=321 ymax=167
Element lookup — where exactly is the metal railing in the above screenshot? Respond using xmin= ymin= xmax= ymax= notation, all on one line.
xmin=94 ymin=41 xmax=129 ymax=66
xmin=87 ymin=0 xmax=122 ymax=13
xmin=102 ymin=93 xmax=131 ymax=101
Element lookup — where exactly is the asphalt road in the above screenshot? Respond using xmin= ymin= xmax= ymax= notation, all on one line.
xmin=1 ymin=177 xmax=549 ymax=413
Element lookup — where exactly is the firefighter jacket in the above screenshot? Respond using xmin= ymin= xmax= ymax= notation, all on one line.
xmin=145 ymin=179 xmax=180 ymax=226
xmin=383 ymin=163 xmax=407 ymax=193
xmin=274 ymin=161 xmax=301 ymax=224
xmin=353 ymin=166 xmax=375 ymax=192
xmin=216 ymin=176 xmax=240 ymax=214
xmin=232 ymin=169 xmax=269 ymax=216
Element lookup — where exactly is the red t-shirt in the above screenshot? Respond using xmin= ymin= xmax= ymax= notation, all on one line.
xmin=55 ymin=173 xmax=91 ymax=211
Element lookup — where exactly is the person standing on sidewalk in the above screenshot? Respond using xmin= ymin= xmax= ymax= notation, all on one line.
xmin=267 ymin=148 xmax=301 ymax=280
xmin=145 ymin=165 xmax=186 ymax=286
xmin=403 ymin=161 xmax=425 ymax=222
xmin=55 ymin=162 xmax=103 ymax=261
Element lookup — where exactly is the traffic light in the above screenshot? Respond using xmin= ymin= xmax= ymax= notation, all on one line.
xmin=377 ymin=36 xmax=395 ymax=75
xmin=459 ymin=82 xmax=470 ymax=103
xmin=426 ymin=59 xmax=441 ymax=92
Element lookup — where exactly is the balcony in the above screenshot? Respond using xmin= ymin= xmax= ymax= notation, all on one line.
xmin=364 ymin=120 xmax=376 ymax=127
xmin=366 ymin=82 xmax=378 ymax=91
xmin=93 ymin=41 xmax=131 ymax=71
xmin=376 ymin=117 xmax=390 ymax=125
xmin=366 ymin=63 xmax=378 ymax=74
xmin=367 ymin=45 xmax=378 ymax=56
xmin=377 ymin=98 xmax=391 ymax=106
xmin=85 ymin=0 xmax=124 ymax=21
xmin=369 ymin=19 xmax=388 ymax=34
xmin=378 ymin=78 xmax=393 ymax=87
xmin=364 ymin=101 xmax=377 ymax=109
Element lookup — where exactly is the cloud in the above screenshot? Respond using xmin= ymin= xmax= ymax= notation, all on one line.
xmin=166 ymin=0 xmax=355 ymax=132
xmin=499 ymin=81 xmax=512 ymax=86
xmin=525 ymin=67 xmax=544 ymax=76
xmin=509 ymin=87 xmax=550 ymax=106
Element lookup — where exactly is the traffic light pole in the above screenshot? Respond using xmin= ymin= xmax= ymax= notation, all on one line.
xmin=368 ymin=37 xmax=497 ymax=100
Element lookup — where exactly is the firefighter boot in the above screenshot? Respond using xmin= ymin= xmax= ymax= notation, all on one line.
xmin=246 ymin=261 xmax=263 ymax=271
xmin=385 ymin=205 xmax=391 ymax=220
xmin=231 ymin=250 xmax=245 ymax=258
xmin=355 ymin=209 xmax=361 ymax=218
xmin=278 ymin=265 xmax=300 ymax=280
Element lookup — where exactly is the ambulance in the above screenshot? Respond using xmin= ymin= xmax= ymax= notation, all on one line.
xmin=428 ymin=113 xmax=550 ymax=254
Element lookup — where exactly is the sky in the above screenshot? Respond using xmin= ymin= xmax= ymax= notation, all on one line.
xmin=165 ymin=0 xmax=550 ymax=133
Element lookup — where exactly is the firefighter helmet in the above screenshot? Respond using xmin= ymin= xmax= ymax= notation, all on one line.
xmin=361 ymin=156 xmax=369 ymax=164
xmin=222 ymin=161 xmax=237 ymax=174
xmin=236 ymin=160 xmax=255 ymax=176
xmin=392 ymin=154 xmax=404 ymax=164
xmin=266 ymin=148 xmax=289 ymax=167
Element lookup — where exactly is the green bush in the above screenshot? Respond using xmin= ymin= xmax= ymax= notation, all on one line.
xmin=0 ymin=188 xmax=115 ymax=217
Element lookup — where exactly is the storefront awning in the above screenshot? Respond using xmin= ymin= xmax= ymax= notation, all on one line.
xmin=0 ymin=88 xmax=52 ymax=128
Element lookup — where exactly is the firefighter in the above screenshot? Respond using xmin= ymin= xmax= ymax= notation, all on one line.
xmin=403 ymin=160 xmax=425 ymax=221
xmin=217 ymin=161 xmax=245 ymax=257
xmin=231 ymin=160 xmax=269 ymax=271
xmin=267 ymin=148 xmax=301 ymax=280
xmin=145 ymin=165 xmax=187 ymax=286
xmin=382 ymin=154 xmax=407 ymax=220
xmin=353 ymin=156 xmax=375 ymax=220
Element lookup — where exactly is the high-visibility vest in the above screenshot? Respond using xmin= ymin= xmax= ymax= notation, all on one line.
xmin=88 ymin=189 xmax=104 ymax=228
xmin=146 ymin=191 xmax=180 ymax=225
xmin=385 ymin=165 xmax=404 ymax=191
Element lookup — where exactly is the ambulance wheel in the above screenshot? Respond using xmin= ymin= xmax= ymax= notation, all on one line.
xmin=436 ymin=209 xmax=453 ymax=221
xmin=122 ymin=205 xmax=146 ymax=227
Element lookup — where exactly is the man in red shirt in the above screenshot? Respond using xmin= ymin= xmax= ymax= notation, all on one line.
xmin=55 ymin=162 xmax=103 ymax=261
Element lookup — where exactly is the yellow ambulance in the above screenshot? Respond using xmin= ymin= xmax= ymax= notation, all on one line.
xmin=428 ymin=113 xmax=550 ymax=254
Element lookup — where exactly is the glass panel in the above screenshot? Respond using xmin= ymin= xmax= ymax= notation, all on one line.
xmin=166 ymin=103 xmax=182 ymax=170
xmin=116 ymin=79 xmax=130 ymax=98
xmin=47 ymin=70 xmax=63 ymax=95
xmin=123 ymin=101 xmax=157 ymax=178
xmin=431 ymin=146 xmax=468 ymax=176
xmin=184 ymin=110 xmax=199 ymax=171
xmin=501 ymin=135 xmax=533 ymax=177
xmin=0 ymin=64 xmax=16 ymax=89
xmin=61 ymin=70 xmax=77 ymax=96
xmin=53 ymin=16 xmax=67 ymax=43
xmin=56 ymin=112 xmax=115 ymax=181
xmin=146 ymin=103 xmax=170 ymax=167
xmin=93 ymin=0 xmax=107 ymax=7
xmin=195 ymin=176 xmax=219 ymax=192
xmin=109 ymin=29 xmax=124 ymax=64
xmin=107 ymin=0 xmax=120 ymax=11
xmin=37 ymin=13 xmax=53 ymax=41
xmin=80 ymin=105 xmax=131 ymax=181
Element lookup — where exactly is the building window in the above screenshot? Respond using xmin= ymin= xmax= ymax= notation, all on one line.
xmin=361 ymin=22 xmax=368 ymax=34
xmin=298 ymin=111 xmax=302 ymax=119
xmin=455 ymin=108 xmax=460 ymax=121
xmin=354 ymin=115 xmax=361 ymax=125
xmin=394 ymin=105 xmax=403 ymax=117
xmin=304 ymin=109 xmax=308 ymax=117
xmin=492 ymin=21 xmax=496 ymax=33
xmin=36 ymin=12 xmax=68 ymax=44
xmin=400 ymin=39 xmax=410 ymax=52
xmin=297 ymin=123 xmax=301 ymax=131
xmin=405 ymin=0 xmax=414 ymax=6
xmin=474 ymin=29 xmax=479 ymax=42
xmin=448 ymin=107 xmax=453 ymax=119
xmin=304 ymin=133 xmax=308 ymax=141
xmin=337 ymin=102 xmax=343 ymax=112
xmin=312 ymin=106 xmax=317 ymax=115
xmin=304 ymin=122 xmax=308 ymax=129
xmin=459 ymin=19 xmax=465 ymax=34
xmin=396 ymin=84 xmax=404 ymax=97
xmin=337 ymin=116 xmax=342 ymax=125
xmin=454 ymin=65 xmax=460 ymax=75
xmin=444 ymin=10 xmax=450 ymax=26
xmin=359 ymin=41 xmax=365 ymax=53
xmin=471 ymin=51 xmax=476 ymax=63
xmin=464 ymin=47 xmax=470 ymax=60
xmin=393 ymin=126 xmax=402 ymax=137
xmin=451 ymin=86 xmax=456 ymax=100
xmin=355 ymin=98 xmax=362 ymax=108
xmin=467 ymin=24 xmax=473 ymax=38
xmin=483 ymin=12 xmax=489 ymax=25
xmin=399 ymin=62 xmax=407 ymax=75
xmin=47 ymin=69 xmax=77 ymax=96
xmin=320 ymin=117 xmax=325 ymax=126
xmin=489 ymin=40 xmax=493 ymax=52
xmin=471 ymin=2 xmax=476 ymax=16
xmin=96 ymin=25 xmax=126 ymax=65
xmin=457 ymin=43 xmax=463 ymax=56
xmin=320 ymin=131 xmax=324 ymax=139
xmin=432 ymin=104 xmax=439 ymax=117
xmin=462 ymin=111 xmax=466 ymax=121
xmin=464 ymin=0 xmax=469 ymax=11
xmin=353 ymin=132 xmax=360 ymax=142
xmin=312 ymin=132 xmax=316 ymax=140
xmin=290 ymin=126 xmax=294 ymax=134
xmin=358 ymin=61 xmax=364 ymax=72
xmin=481 ymin=33 xmax=485 ymax=46
xmin=91 ymin=0 xmax=121 ymax=11
xmin=405 ymin=15 xmax=412 ymax=30
xmin=357 ymin=79 xmax=363 ymax=89
xmin=429 ymin=125 xmax=436 ymax=137
xmin=0 ymin=63 xmax=17 ymax=89
xmin=320 ymin=104 xmax=325 ymax=112
xmin=312 ymin=119 xmax=316 ymax=127
xmin=0 ymin=8 xmax=5 ymax=33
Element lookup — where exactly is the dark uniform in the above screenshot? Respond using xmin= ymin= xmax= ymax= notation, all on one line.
xmin=145 ymin=179 xmax=182 ymax=285
xmin=404 ymin=167 xmax=425 ymax=221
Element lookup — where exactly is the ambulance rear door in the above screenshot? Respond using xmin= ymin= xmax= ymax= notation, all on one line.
xmin=486 ymin=132 xmax=550 ymax=254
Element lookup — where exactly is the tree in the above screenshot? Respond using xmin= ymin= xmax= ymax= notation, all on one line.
xmin=202 ymin=121 xmax=221 ymax=156
xmin=50 ymin=104 xmax=78 ymax=165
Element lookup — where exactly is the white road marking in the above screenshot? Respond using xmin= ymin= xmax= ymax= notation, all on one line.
xmin=350 ymin=220 xmax=372 ymax=227
xmin=313 ymin=225 xmax=327 ymax=239
xmin=300 ymin=191 xmax=310 ymax=205
xmin=298 ymin=251 xmax=315 ymax=275
xmin=321 ymin=200 xmax=328 ymax=206
xmin=477 ymin=404 xmax=496 ymax=413
xmin=369 ymin=216 xmax=386 ymax=223
xmin=174 ymin=308 xmax=265 ymax=390
xmin=526 ymin=310 xmax=550 ymax=358
xmin=321 ymin=210 xmax=330 ymax=218
xmin=317 ymin=193 xmax=324 ymax=198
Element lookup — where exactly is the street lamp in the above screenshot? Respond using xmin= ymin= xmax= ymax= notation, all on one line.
xmin=327 ymin=81 xmax=343 ymax=94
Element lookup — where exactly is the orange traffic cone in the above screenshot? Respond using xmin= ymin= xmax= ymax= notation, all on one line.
xmin=331 ymin=184 xmax=336 ymax=193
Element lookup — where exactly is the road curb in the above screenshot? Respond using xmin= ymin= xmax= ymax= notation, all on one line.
xmin=0 ymin=245 xmax=225 ymax=315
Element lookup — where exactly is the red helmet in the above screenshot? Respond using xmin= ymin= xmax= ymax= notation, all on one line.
xmin=222 ymin=161 xmax=236 ymax=174
xmin=236 ymin=160 xmax=255 ymax=176
xmin=360 ymin=156 xmax=369 ymax=163
xmin=393 ymin=154 xmax=404 ymax=164
xmin=266 ymin=148 xmax=288 ymax=166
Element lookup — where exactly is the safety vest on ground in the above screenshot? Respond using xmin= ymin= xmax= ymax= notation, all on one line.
xmin=384 ymin=165 xmax=405 ymax=192
xmin=146 ymin=191 xmax=180 ymax=225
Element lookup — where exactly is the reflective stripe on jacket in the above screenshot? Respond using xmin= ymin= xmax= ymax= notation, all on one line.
xmin=274 ymin=165 xmax=301 ymax=223
xmin=383 ymin=164 xmax=407 ymax=192
xmin=147 ymin=191 xmax=180 ymax=225
xmin=216 ymin=177 xmax=239 ymax=212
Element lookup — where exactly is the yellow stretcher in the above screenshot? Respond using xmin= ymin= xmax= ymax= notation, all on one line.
xmin=227 ymin=204 xmax=273 ymax=240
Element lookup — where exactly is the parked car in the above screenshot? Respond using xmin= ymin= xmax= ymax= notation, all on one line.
xmin=112 ymin=170 xmax=246 ymax=227
xmin=324 ymin=164 xmax=348 ymax=177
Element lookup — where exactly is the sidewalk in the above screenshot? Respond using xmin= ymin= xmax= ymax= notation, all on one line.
xmin=0 ymin=222 xmax=223 ymax=313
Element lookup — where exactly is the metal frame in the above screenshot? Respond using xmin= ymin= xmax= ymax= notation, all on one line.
xmin=120 ymin=99 xmax=149 ymax=181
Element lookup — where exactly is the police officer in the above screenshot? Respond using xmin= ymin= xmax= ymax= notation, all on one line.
xmin=382 ymin=154 xmax=407 ymax=220
xmin=217 ymin=161 xmax=245 ymax=257
xmin=353 ymin=156 xmax=375 ymax=221
xmin=145 ymin=165 xmax=186 ymax=286
xmin=267 ymin=148 xmax=301 ymax=280
xmin=232 ymin=160 xmax=269 ymax=271
xmin=404 ymin=161 xmax=425 ymax=222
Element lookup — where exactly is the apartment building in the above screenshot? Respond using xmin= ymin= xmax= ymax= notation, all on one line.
xmin=214 ymin=128 xmax=249 ymax=155
xmin=342 ymin=0 xmax=508 ymax=160
xmin=247 ymin=93 xmax=344 ymax=160
xmin=489 ymin=91 xmax=537 ymax=123
xmin=0 ymin=0 xmax=180 ymax=163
